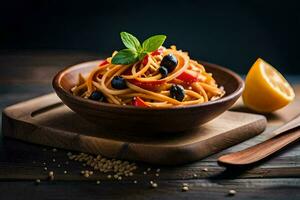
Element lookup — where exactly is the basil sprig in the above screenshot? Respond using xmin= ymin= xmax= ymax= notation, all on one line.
xmin=112 ymin=32 xmax=166 ymax=65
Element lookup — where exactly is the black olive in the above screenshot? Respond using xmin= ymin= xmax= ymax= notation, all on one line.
xmin=159 ymin=66 xmax=168 ymax=78
xmin=170 ymin=84 xmax=185 ymax=101
xmin=160 ymin=54 xmax=178 ymax=72
xmin=111 ymin=76 xmax=127 ymax=89
xmin=89 ymin=91 xmax=105 ymax=102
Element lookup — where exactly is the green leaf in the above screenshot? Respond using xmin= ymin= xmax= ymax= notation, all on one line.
xmin=138 ymin=51 xmax=148 ymax=60
xmin=142 ymin=35 xmax=166 ymax=52
xmin=120 ymin=32 xmax=141 ymax=51
xmin=111 ymin=49 xmax=138 ymax=65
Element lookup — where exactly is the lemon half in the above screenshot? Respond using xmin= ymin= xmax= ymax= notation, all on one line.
xmin=242 ymin=58 xmax=295 ymax=113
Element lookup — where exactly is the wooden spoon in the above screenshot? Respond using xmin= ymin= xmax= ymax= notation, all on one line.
xmin=218 ymin=114 xmax=300 ymax=166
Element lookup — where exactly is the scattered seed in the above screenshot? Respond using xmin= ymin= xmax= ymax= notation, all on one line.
xmin=193 ymin=173 xmax=197 ymax=177
xmin=65 ymin=161 xmax=69 ymax=165
xmin=150 ymin=181 xmax=154 ymax=184
xmin=182 ymin=183 xmax=189 ymax=187
xmin=202 ymin=168 xmax=208 ymax=172
xmin=143 ymin=171 xmax=147 ymax=175
xmin=52 ymin=158 xmax=56 ymax=163
xmin=44 ymin=167 xmax=48 ymax=171
xmin=133 ymin=180 xmax=138 ymax=184
xmin=151 ymin=182 xmax=158 ymax=188
xmin=182 ymin=186 xmax=189 ymax=192
xmin=42 ymin=162 xmax=46 ymax=166
xmin=96 ymin=180 xmax=100 ymax=184
xmin=42 ymin=148 xmax=47 ymax=151
xmin=156 ymin=168 xmax=160 ymax=172
xmin=147 ymin=168 xmax=151 ymax=171
xmin=228 ymin=189 xmax=236 ymax=196
xmin=57 ymin=164 xmax=61 ymax=168
xmin=118 ymin=176 xmax=122 ymax=180
xmin=89 ymin=171 xmax=93 ymax=175
xmin=64 ymin=171 xmax=67 ymax=174
xmin=67 ymin=153 xmax=138 ymax=177
xmin=84 ymin=173 xmax=89 ymax=178
xmin=81 ymin=171 xmax=85 ymax=175
xmin=67 ymin=152 xmax=72 ymax=156
xmin=52 ymin=148 xmax=57 ymax=152
xmin=155 ymin=173 xmax=159 ymax=177
xmin=35 ymin=179 xmax=41 ymax=184
xmin=107 ymin=175 xmax=112 ymax=179
xmin=48 ymin=171 xmax=54 ymax=181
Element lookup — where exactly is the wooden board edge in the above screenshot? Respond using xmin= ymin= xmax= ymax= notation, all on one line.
xmin=123 ymin=116 xmax=267 ymax=165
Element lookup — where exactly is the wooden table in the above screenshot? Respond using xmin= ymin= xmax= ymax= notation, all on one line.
xmin=0 ymin=51 xmax=299 ymax=200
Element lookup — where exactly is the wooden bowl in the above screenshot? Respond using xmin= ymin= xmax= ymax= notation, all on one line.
xmin=53 ymin=60 xmax=244 ymax=134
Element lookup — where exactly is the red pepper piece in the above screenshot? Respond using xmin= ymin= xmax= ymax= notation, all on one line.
xmin=177 ymin=69 xmax=199 ymax=84
xmin=99 ymin=60 xmax=109 ymax=67
xmin=132 ymin=97 xmax=148 ymax=107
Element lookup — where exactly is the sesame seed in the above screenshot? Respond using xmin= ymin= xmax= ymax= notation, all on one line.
xmin=228 ymin=190 xmax=236 ymax=196
xmin=143 ymin=171 xmax=147 ymax=175
xmin=182 ymin=186 xmax=189 ymax=192
xmin=118 ymin=176 xmax=122 ymax=180
xmin=35 ymin=179 xmax=41 ymax=184
xmin=44 ymin=167 xmax=48 ymax=171
xmin=182 ymin=183 xmax=189 ymax=187
xmin=156 ymin=168 xmax=160 ymax=172
xmin=133 ymin=180 xmax=138 ymax=184
xmin=202 ymin=168 xmax=208 ymax=172
xmin=64 ymin=171 xmax=67 ymax=174
xmin=48 ymin=171 xmax=54 ymax=181
xmin=155 ymin=173 xmax=159 ymax=177
xmin=84 ymin=173 xmax=89 ymax=178
xmin=57 ymin=164 xmax=61 ymax=168
xmin=107 ymin=175 xmax=112 ymax=179
xmin=52 ymin=148 xmax=57 ymax=152
xmin=147 ymin=168 xmax=151 ymax=171
xmin=151 ymin=183 xmax=158 ymax=188
xmin=52 ymin=158 xmax=56 ymax=162
xmin=193 ymin=174 xmax=197 ymax=177
xmin=96 ymin=180 xmax=100 ymax=184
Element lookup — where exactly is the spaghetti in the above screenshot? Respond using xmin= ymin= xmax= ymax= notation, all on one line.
xmin=71 ymin=46 xmax=225 ymax=108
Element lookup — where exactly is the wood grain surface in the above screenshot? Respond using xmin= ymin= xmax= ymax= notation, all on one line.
xmin=0 ymin=52 xmax=299 ymax=200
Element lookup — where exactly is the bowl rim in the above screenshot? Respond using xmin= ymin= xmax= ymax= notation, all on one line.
xmin=53 ymin=60 xmax=244 ymax=111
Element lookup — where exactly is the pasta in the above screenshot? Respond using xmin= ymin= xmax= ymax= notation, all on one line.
xmin=71 ymin=46 xmax=225 ymax=108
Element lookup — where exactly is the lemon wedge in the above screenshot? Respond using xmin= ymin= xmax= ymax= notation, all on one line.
xmin=242 ymin=58 xmax=295 ymax=113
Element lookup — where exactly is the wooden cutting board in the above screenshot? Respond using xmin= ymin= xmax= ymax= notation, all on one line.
xmin=2 ymin=93 xmax=267 ymax=165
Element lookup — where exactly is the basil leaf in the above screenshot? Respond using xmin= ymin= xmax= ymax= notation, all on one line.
xmin=138 ymin=51 xmax=148 ymax=60
xmin=120 ymin=32 xmax=141 ymax=51
xmin=111 ymin=49 xmax=138 ymax=65
xmin=142 ymin=35 xmax=166 ymax=52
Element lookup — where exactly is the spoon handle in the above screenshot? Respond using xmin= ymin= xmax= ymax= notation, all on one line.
xmin=218 ymin=114 xmax=300 ymax=166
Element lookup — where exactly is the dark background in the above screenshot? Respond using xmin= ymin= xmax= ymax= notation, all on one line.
xmin=1 ymin=0 xmax=299 ymax=74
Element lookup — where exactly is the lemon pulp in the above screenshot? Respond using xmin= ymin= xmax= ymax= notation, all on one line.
xmin=242 ymin=58 xmax=295 ymax=113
